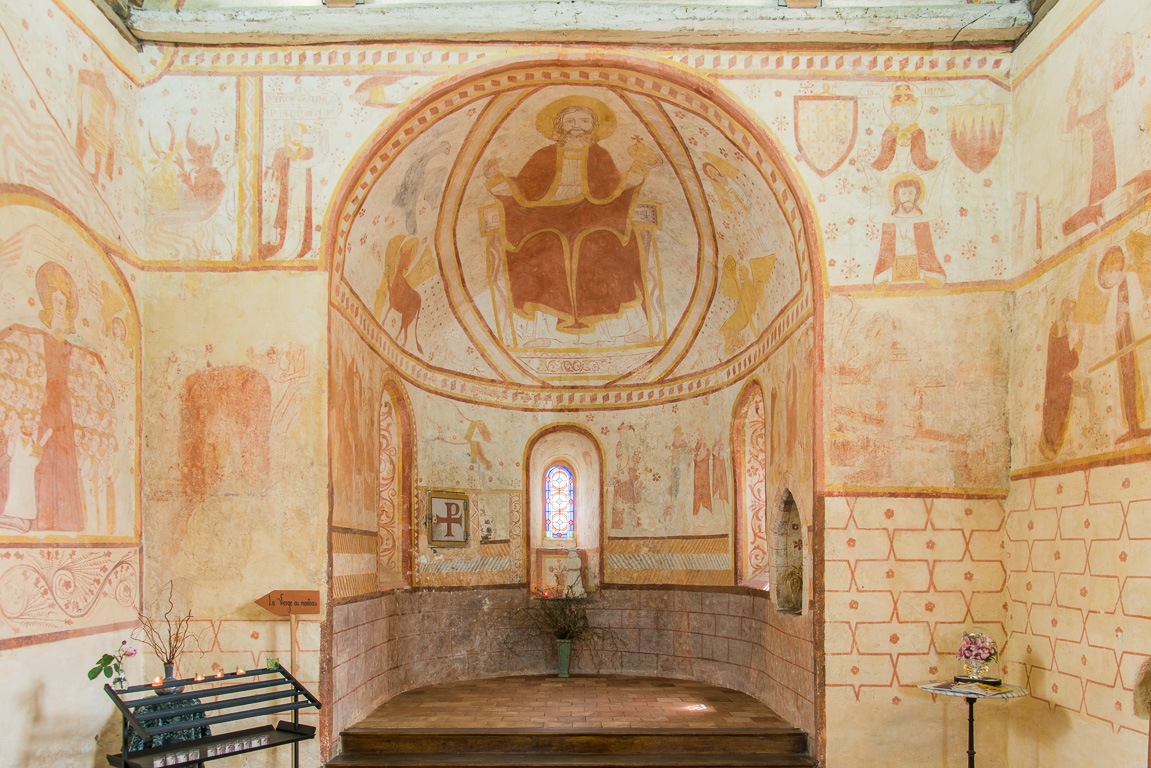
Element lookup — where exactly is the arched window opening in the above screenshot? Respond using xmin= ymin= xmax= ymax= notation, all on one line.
xmin=527 ymin=428 xmax=602 ymax=594
xmin=544 ymin=463 xmax=576 ymax=540
xmin=772 ymin=490 xmax=804 ymax=615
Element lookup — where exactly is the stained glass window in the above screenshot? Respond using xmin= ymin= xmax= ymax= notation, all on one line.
xmin=544 ymin=464 xmax=575 ymax=539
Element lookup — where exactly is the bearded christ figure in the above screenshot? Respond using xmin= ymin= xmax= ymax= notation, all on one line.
xmin=874 ymin=174 xmax=945 ymax=288
xmin=483 ymin=96 xmax=661 ymax=336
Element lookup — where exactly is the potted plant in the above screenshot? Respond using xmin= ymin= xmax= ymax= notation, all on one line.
xmin=509 ymin=587 xmax=610 ymax=678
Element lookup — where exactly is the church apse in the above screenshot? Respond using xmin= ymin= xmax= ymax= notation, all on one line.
xmin=329 ymin=57 xmax=814 ymax=412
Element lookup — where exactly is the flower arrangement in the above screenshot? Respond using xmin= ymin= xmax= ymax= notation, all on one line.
xmin=504 ymin=586 xmax=614 ymax=678
xmin=135 ymin=581 xmax=204 ymax=670
xmin=88 ymin=640 xmax=137 ymax=688
xmin=956 ymin=631 xmax=999 ymax=665
xmin=516 ymin=587 xmax=598 ymax=642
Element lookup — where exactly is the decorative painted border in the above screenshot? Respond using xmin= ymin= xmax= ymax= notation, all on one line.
xmin=157 ymin=43 xmax=1012 ymax=86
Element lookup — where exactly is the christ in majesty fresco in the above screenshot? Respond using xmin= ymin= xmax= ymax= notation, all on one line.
xmin=482 ymin=96 xmax=662 ymax=337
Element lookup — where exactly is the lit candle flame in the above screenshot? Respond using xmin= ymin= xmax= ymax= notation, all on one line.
xmin=152 ymin=677 xmax=162 ymax=687
xmin=236 ymin=667 xmax=245 ymax=675
xmin=215 ymin=671 xmax=224 ymax=679
xmin=194 ymin=674 xmax=203 ymax=682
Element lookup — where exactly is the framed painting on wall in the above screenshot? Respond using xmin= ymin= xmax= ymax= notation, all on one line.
xmin=427 ymin=489 xmax=469 ymax=548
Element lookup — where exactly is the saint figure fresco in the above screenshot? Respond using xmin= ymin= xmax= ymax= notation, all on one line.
xmin=0 ymin=262 xmax=114 ymax=533
xmin=1039 ymin=297 xmax=1083 ymax=460
xmin=864 ymin=84 xmax=947 ymax=290
xmin=1062 ymin=232 xmax=1151 ymax=455
xmin=483 ymin=96 xmax=662 ymax=338
xmin=1063 ymin=55 xmax=1117 ymax=235
xmin=1094 ymin=244 xmax=1151 ymax=442
xmin=875 ymin=174 xmax=945 ymax=287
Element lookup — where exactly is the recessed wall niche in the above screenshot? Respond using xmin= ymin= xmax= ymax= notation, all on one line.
xmin=771 ymin=490 xmax=804 ymax=615
xmin=525 ymin=425 xmax=603 ymax=594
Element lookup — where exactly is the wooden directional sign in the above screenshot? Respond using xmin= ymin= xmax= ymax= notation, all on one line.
xmin=254 ymin=590 xmax=321 ymax=616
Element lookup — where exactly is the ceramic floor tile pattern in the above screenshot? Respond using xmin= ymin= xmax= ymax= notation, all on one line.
xmin=356 ymin=675 xmax=790 ymax=730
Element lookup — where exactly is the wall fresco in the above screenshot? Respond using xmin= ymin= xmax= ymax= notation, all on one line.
xmin=0 ymin=199 xmax=140 ymax=646
xmin=727 ymin=76 xmax=1010 ymax=289
xmin=139 ymin=76 xmax=239 ymax=262
xmin=1004 ymin=0 xmax=1151 ymax=764
xmin=404 ymin=386 xmax=743 ymax=588
xmin=0 ymin=4 xmax=147 ymax=766
xmin=825 ymin=292 xmax=1010 ymax=492
xmin=733 ymin=380 xmax=768 ymax=584
xmin=0 ymin=1 xmax=143 ymax=252
xmin=330 ymin=313 xmax=412 ymax=599
xmin=1013 ymin=0 xmax=1151 ymax=278
xmin=332 ymin=58 xmax=814 ymax=408
xmin=7 ymin=2 xmax=1124 ymax=766
xmin=140 ymin=271 xmax=327 ymax=619
xmin=1012 ymin=219 xmax=1151 ymax=471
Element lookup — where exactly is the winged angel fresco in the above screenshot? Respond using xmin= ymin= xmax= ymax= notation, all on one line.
xmin=372 ymin=234 xmax=438 ymax=355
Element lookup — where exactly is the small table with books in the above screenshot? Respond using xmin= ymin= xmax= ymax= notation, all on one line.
xmin=917 ymin=680 xmax=1026 ymax=768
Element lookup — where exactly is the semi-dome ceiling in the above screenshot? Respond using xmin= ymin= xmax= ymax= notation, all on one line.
xmin=329 ymin=58 xmax=816 ymax=409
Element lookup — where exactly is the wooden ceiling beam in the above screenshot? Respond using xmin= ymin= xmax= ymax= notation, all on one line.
xmin=125 ymin=1 xmax=1032 ymax=46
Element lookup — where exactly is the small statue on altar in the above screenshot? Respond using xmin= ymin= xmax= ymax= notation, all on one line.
xmin=564 ymin=549 xmax=586 ymax=598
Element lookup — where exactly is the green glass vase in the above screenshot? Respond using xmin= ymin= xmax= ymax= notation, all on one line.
xmin=556 ymin=639 xmax=572 ymax=678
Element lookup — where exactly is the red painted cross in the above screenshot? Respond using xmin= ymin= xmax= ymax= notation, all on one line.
xmin=435 ymin=501 xmax=464 ymax=539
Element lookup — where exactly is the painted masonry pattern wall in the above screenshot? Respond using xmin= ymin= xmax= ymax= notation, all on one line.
xmin=1005 ymin=0 xmax=1151 ymax=764
xmin=824 ymin=496 xmax=1009 ymax=763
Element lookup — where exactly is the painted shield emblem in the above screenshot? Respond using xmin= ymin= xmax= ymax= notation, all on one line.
xmin=947 ymin=103 xmax=1004 ymax=175
xmin=794 ymin=94 xmax=857 ymax=178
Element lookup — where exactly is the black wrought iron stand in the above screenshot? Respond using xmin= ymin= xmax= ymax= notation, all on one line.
xmin=104 ymin=665 xmax=321 ymax=768
xmin=965 ymin=696 xmax=977 ymax=768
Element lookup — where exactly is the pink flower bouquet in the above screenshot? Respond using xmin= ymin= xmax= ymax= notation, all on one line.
xmin=956 ymin=631 xmax=998 ymax=664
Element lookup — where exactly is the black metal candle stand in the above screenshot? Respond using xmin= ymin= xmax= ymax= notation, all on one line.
xmin=103 ymin=665 xmax=321 ymax=768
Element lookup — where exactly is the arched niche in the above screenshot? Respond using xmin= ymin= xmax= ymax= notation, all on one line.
xmin=771 ymin=489 xmax=804 ymax=615
xmin=524 ymin=425 xmax=603 ymax=594
xmin=731 ymin=378 xmax=769 ymax=588
xmin=377 ymin=374 xmax=413 ymax=588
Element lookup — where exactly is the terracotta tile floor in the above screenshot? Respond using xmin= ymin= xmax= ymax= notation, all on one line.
xmin=357 ymin=675 xmax=789 ymax=730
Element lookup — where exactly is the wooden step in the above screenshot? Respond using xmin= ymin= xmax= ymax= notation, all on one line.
xmin=338 ymin=728 xmax=808 ymax=756
xmin=325 ymin=752 xmax=819 ymax=767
